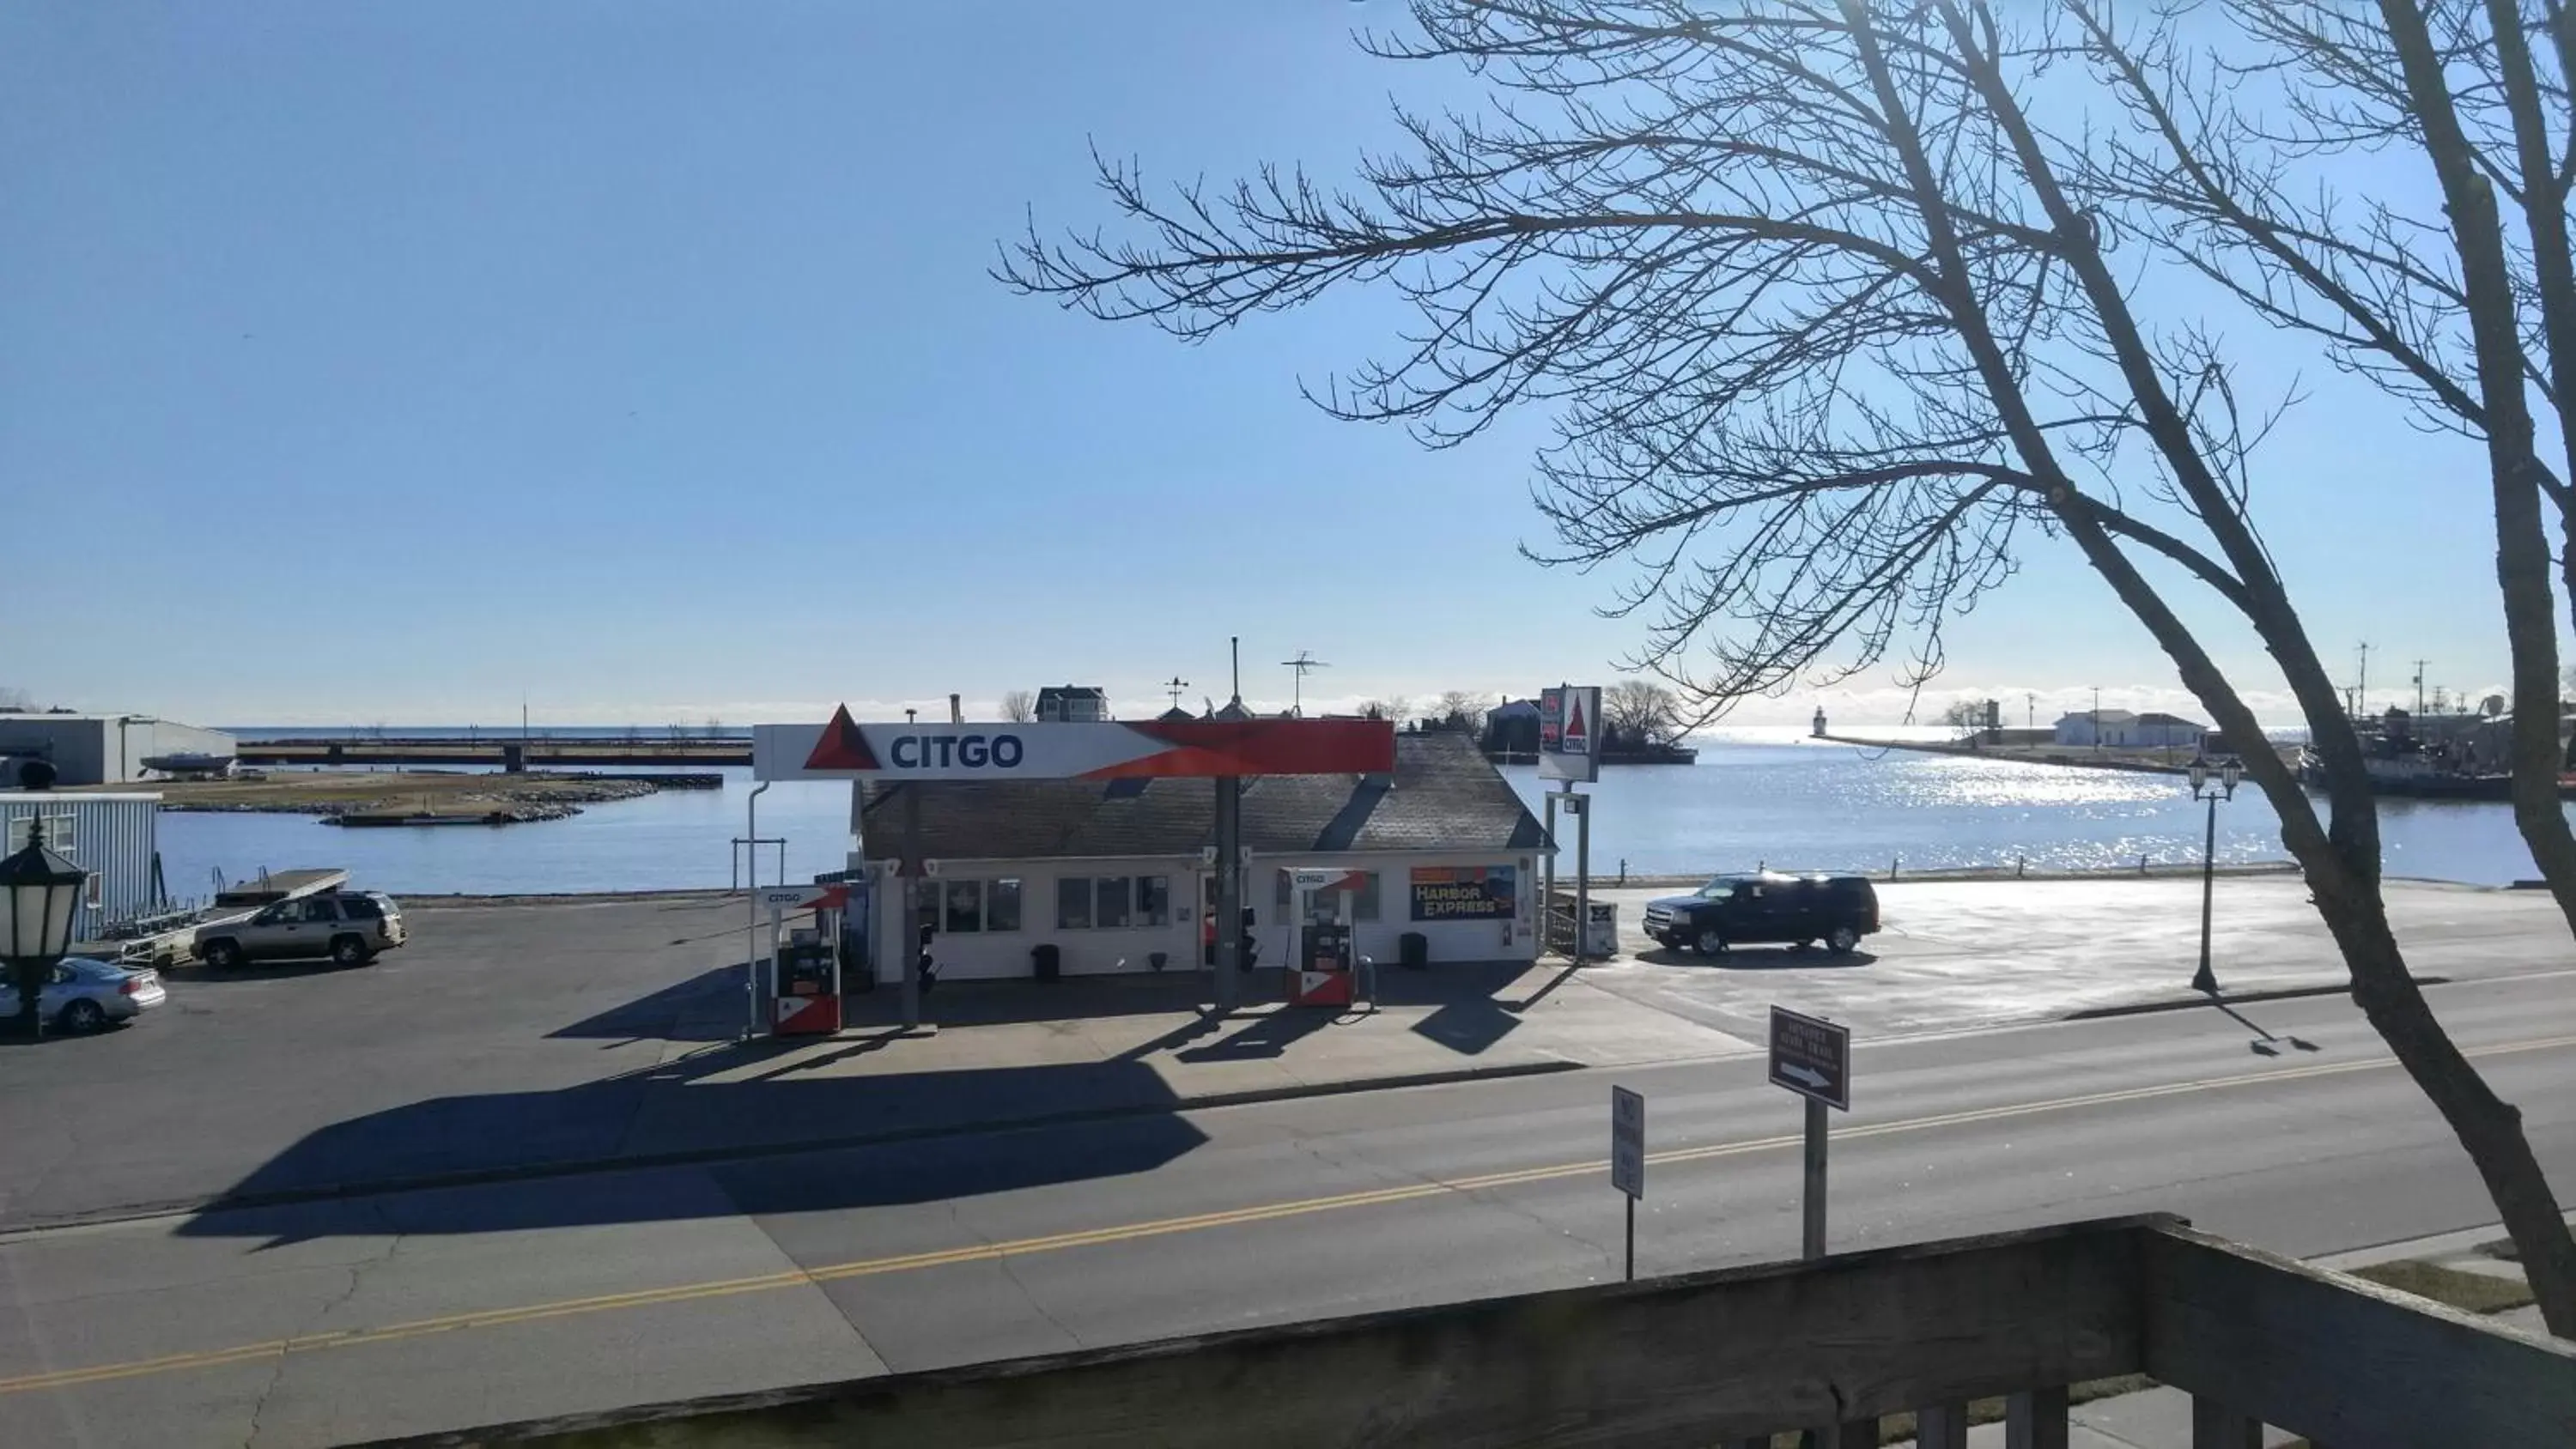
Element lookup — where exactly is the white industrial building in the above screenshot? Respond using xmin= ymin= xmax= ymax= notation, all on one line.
xmin=0 ymin=792 xmax=163 ymax=942
xmin=2051 ymin=710 xmax=2205 ymax=749
xmin=853 ymin=731 xmax=1548 ymax=981
xmin=0 ymin=712 xmax=235 ymax=786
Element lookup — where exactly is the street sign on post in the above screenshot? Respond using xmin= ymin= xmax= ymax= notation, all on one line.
xmin=1611 ymin=1085 xmax=1643 ymax=1282
xmin=1610 ymin=1086 xmax=1644 ymax=1197
xmin=1768 ymin=1006 xmax=1851 ymax=1111
xmin=1769 ymin=1005 xmax=1851 ymax=1264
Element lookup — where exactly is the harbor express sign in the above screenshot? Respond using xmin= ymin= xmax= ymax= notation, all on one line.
xmin=1410 ymin=865 xmax=1519 ymax=922
xmin=754 ymin=706 xmax=1394 ymax=783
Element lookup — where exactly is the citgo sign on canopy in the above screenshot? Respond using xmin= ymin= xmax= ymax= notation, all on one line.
xmin=753 ymin=706 xmax=1395 ymax=782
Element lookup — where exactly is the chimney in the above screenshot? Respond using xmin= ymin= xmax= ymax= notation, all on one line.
xmin=949 ymin=694 xmax=963 ymax=725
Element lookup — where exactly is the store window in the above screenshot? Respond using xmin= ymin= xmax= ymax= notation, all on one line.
xmin=1055 ymin=876 xmax=1091 ymax=931
xmin=944 ymin=880 xmax=984 ymax=934
xmin=987 ymin=878 xmax=1022 ymax=932
xmin=1095 ymin=876 xmax=1132 ymax=929
xmin=1137 ymin=875 xmax=1170 ymax=926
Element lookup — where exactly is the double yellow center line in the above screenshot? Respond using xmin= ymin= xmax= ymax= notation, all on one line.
xmin=6 ymin=1030 xmax=2571 ymax=1397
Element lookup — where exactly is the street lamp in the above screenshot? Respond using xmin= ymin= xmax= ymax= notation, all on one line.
xmin=2186 ymin=756 xmax=2242 ymax=996
xmin=0 ymin=816 xmax=88 ymax=1038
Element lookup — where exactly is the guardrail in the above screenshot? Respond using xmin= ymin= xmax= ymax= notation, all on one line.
xmin=345 ymin=1213 xmax=2576 ymax=1448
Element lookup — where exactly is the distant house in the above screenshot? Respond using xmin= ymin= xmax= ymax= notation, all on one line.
xmin=1036 ymin=686 xmax=1110 ymax=724
xmin=2131 ymin=712 xmax=2208 ymax=749
xmin=1482 ymin=698 xmax=1543 ymax=757
xmin=2051 ymin=709 xmax=2204 ymax=749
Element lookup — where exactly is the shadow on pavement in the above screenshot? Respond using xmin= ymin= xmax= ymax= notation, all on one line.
xmin=550 ymin=965 xmax=744 ymax=1043
xmin=2215 ymin=999 xmax=2323 ymax=1057
xmin=1174 ymin=1007 xmax=1335 ymax=1063
xmin=176 ymin=957 xmax=1557 ymax=1243
xmin=175 ymin=1046 xmax=1208 ymax=1243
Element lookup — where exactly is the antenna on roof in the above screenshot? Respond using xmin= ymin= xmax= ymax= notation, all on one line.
xmin=1230 ymin=637 xmax=1241 ymax=706
xmin=1281 ymin=650 xmax=1329 ymax=717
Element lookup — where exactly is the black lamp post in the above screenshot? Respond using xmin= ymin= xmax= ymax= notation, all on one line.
xmin=1 ymin=816 xmax=88 ymax=1038
xmin=2187 ymin=756 xmax=2242 ymax=996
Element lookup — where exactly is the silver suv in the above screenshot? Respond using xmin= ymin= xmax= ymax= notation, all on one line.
xmin=197 ymin=891 xmax=407 ymax=967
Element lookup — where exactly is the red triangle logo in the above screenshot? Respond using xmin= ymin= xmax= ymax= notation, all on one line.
xmin=1564 ymin=694 xmax=1588 ymax=742
xmin=804 ymin=704 xmax=879 ymax=771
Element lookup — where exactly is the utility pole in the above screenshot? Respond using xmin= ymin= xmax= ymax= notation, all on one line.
xmin=1214 ymin=637 xmax=1245 ymax=1014
xmin=2091 ymin=686 xmax=2101 ymax=753
xmin=2413 ymin=659 xmax=2428 ymax=717
xmin=2026 ymin=692 xmax=2035 ymax=730
xmin=2357 ymin=641 xmax=2371 ymax=718
xmin=1281 ymin=651 xmax=1328 ymax=717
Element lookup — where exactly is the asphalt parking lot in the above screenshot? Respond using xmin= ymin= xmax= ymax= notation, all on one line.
xmin=0 ymin=893 xmax=753 ymax=1230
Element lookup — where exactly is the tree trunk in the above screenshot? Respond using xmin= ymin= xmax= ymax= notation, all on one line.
xmin=2368 ymin=0 xmax=2576 ymax=1331
xmin=2304 ymin=854 xmax=2576 ymax=1336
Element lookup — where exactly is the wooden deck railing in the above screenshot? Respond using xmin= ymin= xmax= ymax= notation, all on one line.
xmin=352 ymin=1213 xmax=2576 ymax=1449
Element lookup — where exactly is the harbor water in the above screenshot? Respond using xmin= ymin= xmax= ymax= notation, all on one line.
xmin=155 ymin=729 xmax=2561 ymax=897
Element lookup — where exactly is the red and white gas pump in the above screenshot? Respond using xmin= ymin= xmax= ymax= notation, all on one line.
xmin=761 ymin=883 xmax=847 ymax=1036
xmin=1283 ymin=868 xmax=1369 ymax=1008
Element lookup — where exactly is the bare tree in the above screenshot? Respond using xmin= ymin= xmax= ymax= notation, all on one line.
xmin=1604 ymin=679 xmax=1683 ymax=745
xmin=1358 ymin=695 xmax=1417 ymax=725
xmin=2080 ymin=0 xmax=2576 ymax=1322
xmin=0 ymin=687 xmax=33 ymax=712
xmin=1938 ymin=699 xmax=1989 ymax=740
xmin=1001 ymin=0 xmax=2576 ymax=1325
xmin=1001 ymin=689 xmax=1037 ymax=723
xmin=1435 ymin=688 xmax=1489 ymax=733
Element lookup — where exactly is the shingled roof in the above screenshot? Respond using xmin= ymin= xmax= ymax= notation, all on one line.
xmin=859 ymin=731 xmax=1547 ymax=863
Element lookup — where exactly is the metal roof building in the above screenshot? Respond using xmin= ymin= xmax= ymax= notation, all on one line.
xmin=0 ymin=712 xmax=235 ymax=786
xmin=0 ymin=792 xmax=163 ymax=942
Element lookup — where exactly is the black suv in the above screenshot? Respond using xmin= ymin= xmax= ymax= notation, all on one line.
xmin=1641 ymin=873 xmax=1880 ymax=955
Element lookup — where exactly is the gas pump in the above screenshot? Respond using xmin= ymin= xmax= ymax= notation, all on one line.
xmin=763 ymin=883 xmax=845 ymax=1036
xmin=1284 ymin=868 xmax=1366 ymax=1008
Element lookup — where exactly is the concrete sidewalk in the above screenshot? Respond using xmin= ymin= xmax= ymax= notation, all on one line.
xmin=615 ymin=959 xmax=1755 ymax=1163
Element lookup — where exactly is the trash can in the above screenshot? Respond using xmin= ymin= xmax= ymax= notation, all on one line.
xmin=1400 ymin=931 xmax=1429 ymax=971
xmin=1031 ymin=943 xmax=1060 ymax=981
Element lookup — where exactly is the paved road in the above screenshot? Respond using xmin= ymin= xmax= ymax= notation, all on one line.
xmin=3 ymin=970 xmax=2570 ymax=1447
xmin=9 ymin=877 xmax=2566 ymax=1237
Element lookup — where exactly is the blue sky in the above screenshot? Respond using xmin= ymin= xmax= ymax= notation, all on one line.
xmin=0 ymin=2 xmax=2524 ymax=728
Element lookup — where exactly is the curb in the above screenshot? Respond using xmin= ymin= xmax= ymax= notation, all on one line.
xmin=0 ymin=1058 xmax=1588 ymax=1240
xmin=2061 ymin=977 xmax=2451 ymax=1021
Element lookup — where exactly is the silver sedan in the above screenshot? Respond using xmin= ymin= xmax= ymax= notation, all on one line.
xmin=0 ymin=955 xmax=167 ymax=1034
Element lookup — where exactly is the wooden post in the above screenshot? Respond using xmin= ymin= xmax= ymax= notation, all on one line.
xmin=2005 ymin=1385 xmax=2069 ymax=1449
xmin=1825 ymin=1419 xmax=1877 ymax=1448
xmin=2190 ymin=1397 xmax=2262 ymax=1448
xmin=1915 ymin=1401 xmax=1971 ymax=1449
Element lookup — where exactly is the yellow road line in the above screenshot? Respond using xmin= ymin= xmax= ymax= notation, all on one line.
xmin=5 ymin=1030 xmax=2569 ymax=1397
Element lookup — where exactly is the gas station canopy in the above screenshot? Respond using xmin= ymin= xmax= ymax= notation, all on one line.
xmin=754 ymin=706 xmax=1394 ymax=783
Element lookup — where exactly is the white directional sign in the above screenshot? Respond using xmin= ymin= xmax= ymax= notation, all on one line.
xmin=1768 ymin=1005 xmax=1852 ymax=1111
xmin=1610 ymin=1085 xmax=1645 ymax=1199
